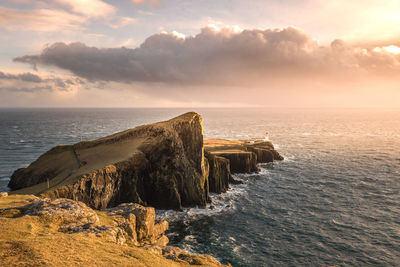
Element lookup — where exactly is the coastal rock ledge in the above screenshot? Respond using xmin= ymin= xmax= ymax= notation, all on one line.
xmin=0 ymin=195 xmax=225 ymax=266
xmin=8 ymin=112 xmax=283 ymax=211
xmin=9 ymin=112 xmax=208 ymax=211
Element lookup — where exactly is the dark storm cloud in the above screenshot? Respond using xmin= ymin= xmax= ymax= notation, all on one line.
xmin=13 ymin=26 xmax=400 ymax=86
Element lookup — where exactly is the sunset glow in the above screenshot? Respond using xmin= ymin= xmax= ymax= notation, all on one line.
xmin=0 ymin=0 xmax=399 ymax=108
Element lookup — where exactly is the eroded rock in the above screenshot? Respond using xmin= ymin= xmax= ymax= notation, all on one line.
xmin=104 ymin=202 xmax=169 ymax=245
xmin=2 ymin=198 xmax=168 ymax=246
xmin=205 ymin=152 xmax=231 ymax=193
xmin=212 ymin=151 xmax=259 ymax=174
xmin=148 ymin=245 xmax=224 ymax=266
xmin=9 ymin=112 xmax=208 ymax=211
xmin=23 ymin=198 xmax=99 ymax=225
xmin=204 ymin=139 xmax=283 ymax=177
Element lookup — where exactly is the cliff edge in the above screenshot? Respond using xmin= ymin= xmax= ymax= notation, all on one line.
xmin=8 ymin=112 xmax=208 ymax=211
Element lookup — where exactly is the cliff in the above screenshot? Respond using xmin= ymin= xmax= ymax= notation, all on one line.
xmin=204 ymin=139 xmax=283 ymax=175
xmin=8 ymin=113 xmax=283 ymax=211
xmin=0 ymin=194 xmax=225 ymax=266
xmin=9 ymin=112 xmax=208 ymax=211
xmin=3 ymin=113 xmax=284 ymax=266
xmin=205 ymin=151 xmax=231 ymax=193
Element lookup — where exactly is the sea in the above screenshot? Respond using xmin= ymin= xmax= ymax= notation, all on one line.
xmin=0 ymin=108 xmax=399 ymax=266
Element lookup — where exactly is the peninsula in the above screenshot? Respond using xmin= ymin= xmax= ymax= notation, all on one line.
xmin=1 ymin=112 xmax=283 ymax=266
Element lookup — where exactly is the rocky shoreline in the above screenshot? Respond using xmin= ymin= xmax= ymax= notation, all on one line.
xmin=1 ymin=112 xmax=283 ymax=266
xmin=0 ymin=193 xmax=225 ymax=266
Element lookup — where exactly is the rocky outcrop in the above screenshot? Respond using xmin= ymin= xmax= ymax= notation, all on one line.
xmin=2 ymin=197 xmax=169 ymax=246
xmin=23 ymin=198 xmax=99 ymax=225
xmin=9 ymin=112 xmax=208 ymax=211
xmin=105 ymin=203 xmax=169 ymax=246
xmin=244 ymin=141 xmax=283 ymax=162
xmin=0 ymin=195 xmax=225 ymax=266
xmin=204 ymin=139 xmax=283 ymax=175
xmin=246 ymin=146 xmax=274 ymax=163
xmin=8 ymin=112 xmax=283 ymax=212
xmin=147 ymin=245 xmax=224 ymax=266
xmin=212 ymin=151 xmax=259 ymax=173
xmin=205 ymin=152 xmax=231 ymax=193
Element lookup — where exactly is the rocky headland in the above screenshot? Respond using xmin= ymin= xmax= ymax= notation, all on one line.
xmin=0 ymin=193 xmax=224 ymax=266
xmin=9 ymin=112 xmax=208 ymax=211
xmin=3 ymin=112 xmax=283 ymax=266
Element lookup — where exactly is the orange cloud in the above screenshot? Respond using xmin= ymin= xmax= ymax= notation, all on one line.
xmin=109 ymin=17 xmax=136 ymax=29
xmin=0 ymin=6 xmax=86 ymax=31
xmin=55 ymin=0 xmax=116 ymax=18
xmin=131 ymin=0 xmax=162 ymax=8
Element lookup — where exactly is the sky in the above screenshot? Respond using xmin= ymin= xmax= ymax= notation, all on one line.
xmin=1 ymin=0 xmax=400 ymax=108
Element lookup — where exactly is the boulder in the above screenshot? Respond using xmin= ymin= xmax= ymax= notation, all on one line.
xmin=9 ymin=112 xmax=208 ymax=211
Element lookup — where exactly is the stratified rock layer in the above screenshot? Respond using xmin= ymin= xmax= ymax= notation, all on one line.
xmin=204 ymin=139 xmax=283 ymax=174
xmin=9 ymin=112 xmax=208 ymax=211
xmin=212 ymin=151 xmax=259 ymax=173
xmin=204 ymin=152 xmax=231 ymax=193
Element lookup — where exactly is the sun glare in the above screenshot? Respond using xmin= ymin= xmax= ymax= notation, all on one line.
xmin=383 ymin=45 xmax=400 ymax=55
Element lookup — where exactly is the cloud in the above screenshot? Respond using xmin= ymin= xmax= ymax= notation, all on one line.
xmin=0 ymin=70 xmax=85 ymax=92
xmin=109 ymin=17 xmax=136 ymax=29
xmin=0 ymin=0 xmax=117 ymax=32
xmin=0 ymin=6 xmax=86 ymax=31
xmin=131 ymin=0 xmax=162 ymax=8
xmin=13 ymin=25 xmax=400 ymax=86
xmin=54 ymin=0 xmax=116 ymax=18
xmin=0 ymin=71 xmax=43 ymax=83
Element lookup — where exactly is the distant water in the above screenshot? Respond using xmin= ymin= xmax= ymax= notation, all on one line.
xmin=0 ymin=108 xmax=399 ymax=266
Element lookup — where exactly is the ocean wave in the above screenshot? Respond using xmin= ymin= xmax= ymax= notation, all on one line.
xmin=282 ymin=154 xmax=296 ymax=162
xmin=157 ymin=183 xmax=247 ymax=222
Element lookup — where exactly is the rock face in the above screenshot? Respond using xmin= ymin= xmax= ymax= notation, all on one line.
xmin=9 ymin=112 xmax=208 ymax=211
xmin=212 ymin=151 xmax=259 ymax=173
xmin=8 ymin=112 xmax=283 ymax=212
xmin=245 ymin=141 xmax=283 ymax=162
xmin=204 ymin=152 xmax=231 ymax=193
xmin=4 ymin=197 xmax=169 ymax=246
xmin=105 ymin=203 xmax=169 ymax=246
xmin=204 ymin=139 xmax=283 ymax=174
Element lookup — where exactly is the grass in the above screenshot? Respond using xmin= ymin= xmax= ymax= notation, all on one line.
xmin=0 ymin=195 xmax=226 ymax=266
xmin=11 ymin=137 xmax=145 ymax=196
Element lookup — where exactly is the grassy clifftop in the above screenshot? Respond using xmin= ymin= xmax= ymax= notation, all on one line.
xmin=0 ymin=195 xmax=226 ymax=266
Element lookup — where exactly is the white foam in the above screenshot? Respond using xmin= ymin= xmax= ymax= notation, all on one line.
xmin=156 ymin=183 xmax=248 ymax=222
